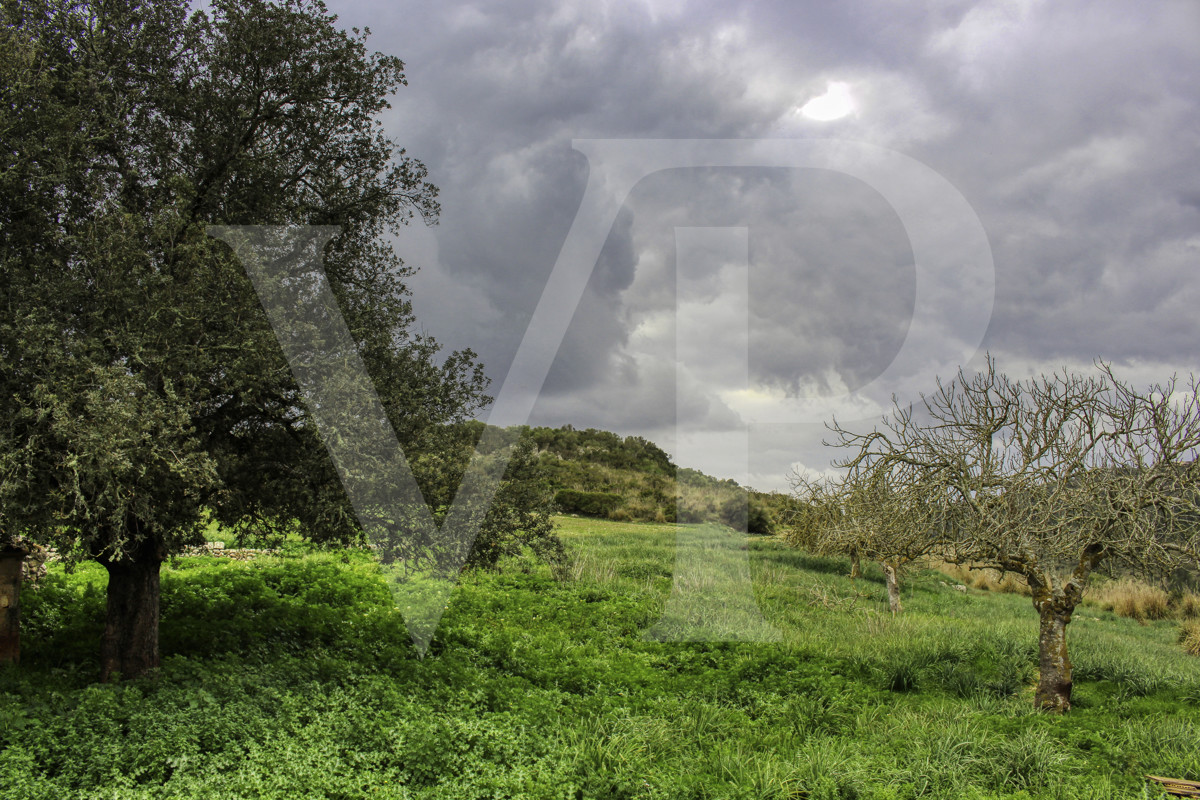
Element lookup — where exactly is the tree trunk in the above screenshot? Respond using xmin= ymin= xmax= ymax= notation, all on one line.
xmin=882 ymin=562 xmax=902 ymax=615
xmin=0 ymin=546 xmax=26 ymax=664
xmin=1035 ymin=602 xmax=1073 ymax=712
xmin=99 ymin=538 xmax=164 ymax=682
xmin=849 ymin=549 xmax=861 ymax=580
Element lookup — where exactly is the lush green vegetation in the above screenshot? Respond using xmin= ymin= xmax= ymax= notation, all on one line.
xmin=3 ymin=517 xmax=1199 ymax=798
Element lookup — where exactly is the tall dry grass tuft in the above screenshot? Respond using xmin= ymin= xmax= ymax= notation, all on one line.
xmin=1179 ymin=621 xmax=1200 ymax=657
xmin=933 ymin=563 xmax=1200 ymax=624
xmin=1176 ymin=592 xmax=1200 ymax=620
xmin=932 ymin=562 xmax=1029 ymax=595
xmin=1086 ymin=578 xmax=1172 ymax=622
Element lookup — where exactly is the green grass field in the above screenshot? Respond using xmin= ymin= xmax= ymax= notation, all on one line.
xmin=2 ymin=516 xmax=1198 ymax=798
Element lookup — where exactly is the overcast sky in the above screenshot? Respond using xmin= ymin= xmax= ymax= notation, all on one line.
xmin=327 ymin=0 xmax=1200 ymax=492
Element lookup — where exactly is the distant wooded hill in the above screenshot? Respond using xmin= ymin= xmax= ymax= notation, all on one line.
xmin=522 ymin=425 xmax=799 ymax=533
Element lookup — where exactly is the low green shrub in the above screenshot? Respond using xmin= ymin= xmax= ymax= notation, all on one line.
xmin=554 ymin=488 xmax=623 ymax=518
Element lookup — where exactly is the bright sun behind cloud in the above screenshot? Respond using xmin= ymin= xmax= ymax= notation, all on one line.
xmin=799 ymin=81 xmax=855 ymax=121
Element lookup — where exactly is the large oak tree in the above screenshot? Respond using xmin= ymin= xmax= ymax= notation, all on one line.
xmin=0 ymin=0 xmax=496 ymax=680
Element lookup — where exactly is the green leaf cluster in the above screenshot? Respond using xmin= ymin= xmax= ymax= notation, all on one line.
xmin=0 ymin=0 xmax=489 ymax=565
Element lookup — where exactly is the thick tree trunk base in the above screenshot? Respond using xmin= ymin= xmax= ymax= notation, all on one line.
xmin=1035 ymin=603 xmax=1073 ymax=712
xmin=0 ymin=548 xmax=26 ymax=664
xmin=883 ymin=562 xmax=902 ymax=615
xmin=99 ymin=540 xmax=164 ymax=682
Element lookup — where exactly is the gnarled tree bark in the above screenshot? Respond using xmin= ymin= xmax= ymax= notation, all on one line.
xmin=98 ymin=537 xmax=165 ymax=682
xmin=1034 ymin=599 xmax=1073 ymax=711
xmin=882 ymin=561 xmax=902 ymax=615
xmin=0 ymin=545 xmax=27 ymax=664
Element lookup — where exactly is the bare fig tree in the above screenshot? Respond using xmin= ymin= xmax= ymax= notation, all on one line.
xmin=823 ymin=357 xmax=1200 ymax=712
xmin=792 ymin=468 xmax=953 ymax=615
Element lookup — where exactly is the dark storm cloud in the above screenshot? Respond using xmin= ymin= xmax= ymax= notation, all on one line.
xmin=329 ymin=0 xmax=1200 ymax=487
xmin=905 ymin=1 xmax=1200 ymax=367
xmin=608 ymin=166 xmax=917 ymax=394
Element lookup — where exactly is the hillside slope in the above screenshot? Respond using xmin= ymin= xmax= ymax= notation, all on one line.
xmin=524 ymin=425 xmax=798 ymax=532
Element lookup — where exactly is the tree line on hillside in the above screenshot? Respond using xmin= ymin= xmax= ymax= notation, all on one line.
xmin=526 ymin=425 xmax=798 ymax=533
xmin=529 ymin=426 xmax=674 ymax=475
xmin=786 ymin=357 xmax=1200 ymax=713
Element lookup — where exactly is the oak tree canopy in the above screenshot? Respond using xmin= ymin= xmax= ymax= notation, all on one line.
xmin=0 ymin=0 xmax=517 ymax=679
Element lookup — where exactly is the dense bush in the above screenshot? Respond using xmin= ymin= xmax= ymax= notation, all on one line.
xmin=409 ymin=423 xmax=563 ymax=572
xmin=716 ymin=494 xmax=774 ymax=534
xmin=553 ymin=489 xmax=623 ymax=518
